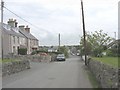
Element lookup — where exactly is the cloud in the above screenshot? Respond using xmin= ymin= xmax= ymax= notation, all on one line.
xmin=3 ymin=0 xmax=119 ymax=45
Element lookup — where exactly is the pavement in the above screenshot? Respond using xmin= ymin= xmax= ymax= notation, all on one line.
xmin=2 ymin=56 xmax=92 ymax=88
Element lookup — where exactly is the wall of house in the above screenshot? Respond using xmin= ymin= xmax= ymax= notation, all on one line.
xmin=27 ymin=39 xmax=31 ymax=54
xmin=19 ymin=37 xmax=26 ymax=46
xmin=87 ymin=58 xmax=119 ymax=88
xmin=30 ymin=39 xmax=39 ymax=52
xmin=35 ymin=40 xmax=39 ymax=47
xmin=0 ymin=29 xmax=1 ymax=59
xmin=3 ymin=33 xmax=11 ymax=57
xmin=11 ymin=35 xmax=19 ymax=55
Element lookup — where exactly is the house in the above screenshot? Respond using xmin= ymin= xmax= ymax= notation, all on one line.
xmin=19 ymin=25 xmax=39 ymax=54
xmin=48 ymin=46 xmax=58 ymax=52
xmin=2 ymin=22 xmax=26 ymax=56
xmin=107 ymin=39 xmax=120 ymax=49
xmin=1 ymin=19 xmax=39 ymax=57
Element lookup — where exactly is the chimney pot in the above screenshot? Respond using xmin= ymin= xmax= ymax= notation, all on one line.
xmin=25 ymin=25 xmax=30 ymax=33
xmin=19 ymin=25 xmax=25 ymax=31
xmin=8 ymin=18 xmax=18 ymax=27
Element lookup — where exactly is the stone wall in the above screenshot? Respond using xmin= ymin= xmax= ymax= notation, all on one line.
xmin=2 ymin=60 xmax=30 ymax=77
xmin=6 ymin=55 xmax=52 ymax=63
xmin=87 ymin=58 xmax=119 ymax=88
xmin=30 ymin=55 xmax=52 ymax=62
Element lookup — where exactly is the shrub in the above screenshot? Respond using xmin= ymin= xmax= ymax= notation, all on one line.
xmin=18 ymin=48 xmax=27 ymax=55
xmin=31 ymin=51 xmax=37 ymax=55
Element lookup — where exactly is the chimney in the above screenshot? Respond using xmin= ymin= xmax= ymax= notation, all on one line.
xmin=25 ymin=25 xmax=30 ymax=33
xmin=8 ymin=19 xmax=18 ymax=27
xmin=19 ymin=25 xmax=25 ymax=31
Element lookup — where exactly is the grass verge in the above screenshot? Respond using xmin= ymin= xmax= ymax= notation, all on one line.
xmin=83 ymin=66 xmax=100 ymax=88
xmin=87 ymin=70 xmax=100 ymax=88
xmin=92 ymin=56 xmax=118 ymax=68
xmin=0 ymin=59 xmax=21 ymax=63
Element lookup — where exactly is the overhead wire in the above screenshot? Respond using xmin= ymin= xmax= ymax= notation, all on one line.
xmin=3 ymin=6 xmax=50 ymax=33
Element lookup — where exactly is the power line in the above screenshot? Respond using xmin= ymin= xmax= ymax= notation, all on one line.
xmin=3 ymin=6 xmax=50 ymax=33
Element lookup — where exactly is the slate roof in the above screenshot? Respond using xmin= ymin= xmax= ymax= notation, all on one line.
xmin=1 ymin=23 xmax=38 ymax=40
xmin=107 ymin=39 xmax=120 ymax=48
xmin=2 ymin=23 xmax=25 ymax=37
xmin=19 ymin=29 xmax=38 ymax=40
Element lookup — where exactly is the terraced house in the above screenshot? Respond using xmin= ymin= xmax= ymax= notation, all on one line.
xmin=1 ymin=19 xmax=39 ymax=57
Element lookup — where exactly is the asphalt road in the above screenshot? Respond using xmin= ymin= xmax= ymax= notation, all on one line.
xmin=2 ymin=56 xmax=92 ymax=88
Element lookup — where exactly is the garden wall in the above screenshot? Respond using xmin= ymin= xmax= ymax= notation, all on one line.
xmin=87 ymin=58 xmax=119 ymax=88
xmin=2 ymin=60 xmax=30 ymax=77
xmin=18 ymin=55 xmax=52 ymax=62
xmin=5 ymin=55 xmax=52 ymax=63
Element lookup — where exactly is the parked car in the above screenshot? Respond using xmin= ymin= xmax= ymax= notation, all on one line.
xmin=76 ymin=53 xmax=80 ymax=56
xmin=40 ymin=53 xmax=47 ymax=56
xmin=56 ymin=54 xmax=65 ymax=61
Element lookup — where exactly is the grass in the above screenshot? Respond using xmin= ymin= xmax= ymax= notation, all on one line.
xmin=83 ymin=66 xmax=100 ymax=88
xmin=92 ymin=56 xmax=119 ymax=68
xmin=0 ymin=59 xmax=21 ymax=63
xmin=87 ymin=70 xmax=101 ymax=88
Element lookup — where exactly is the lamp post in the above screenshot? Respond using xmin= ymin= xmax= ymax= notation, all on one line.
xmin=81 ymin=0 xmax=87 ymax=65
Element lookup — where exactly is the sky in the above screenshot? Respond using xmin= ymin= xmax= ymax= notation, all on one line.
xmin=3 ymin=0 xmax=119 ymax=46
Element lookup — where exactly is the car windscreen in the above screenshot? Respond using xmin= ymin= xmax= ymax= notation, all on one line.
xmin=57 ymin=54 xmax=65 ymax=57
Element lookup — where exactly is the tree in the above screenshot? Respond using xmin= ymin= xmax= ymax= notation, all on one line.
xmin=58 ymin=46 xmax=69 ymax=58
xmin=80 ymin=30 xmax=113 ymax=57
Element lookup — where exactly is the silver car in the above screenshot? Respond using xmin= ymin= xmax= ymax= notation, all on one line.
xmin=56 ymin=54 xmax=65 ymax=61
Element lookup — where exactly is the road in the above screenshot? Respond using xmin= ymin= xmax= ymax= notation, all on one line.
xmin=2 ymin=56 xmax=92 ymax=88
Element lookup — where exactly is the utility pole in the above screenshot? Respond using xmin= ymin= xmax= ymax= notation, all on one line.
xmin=114 ymin=32 xmax=116 ymax=40
xmin=81 ymin=0 xmax=87 ymax=65
xmin=1 ymin=0 xmax=4 ymax=60
xmin=58 ymin=33 xmax=60 ymax=51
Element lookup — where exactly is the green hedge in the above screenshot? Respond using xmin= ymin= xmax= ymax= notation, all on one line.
xmin=18 ymin=48 xmax=27 ymax=55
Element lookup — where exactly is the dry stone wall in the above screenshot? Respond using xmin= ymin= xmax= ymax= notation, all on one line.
xmin=87 ymin=58 xmax=119 ymax=88
xmin=2 ymin=60 xmax=30 ymax=77
xmin=11 ymin=55 xmax=52 ymax=63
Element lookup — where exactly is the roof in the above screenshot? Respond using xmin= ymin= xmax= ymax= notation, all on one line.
xmin=1 ymin=23 xmax=38 ymax=40
xmin=2 ymin=23 xmax=25 ymax=37
xmin=19 ymin=29 xmax=38 ymax=40
xmin=107 ymin=39 xmax=120 ymax=48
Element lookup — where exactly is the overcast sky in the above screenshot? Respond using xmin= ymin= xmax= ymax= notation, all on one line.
xmin=3 ymin=0 xmax=119 ymax=46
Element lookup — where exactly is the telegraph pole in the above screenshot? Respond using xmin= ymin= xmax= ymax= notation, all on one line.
xmin=114 ymin=32 xmax=116 ymax=40
xmin=1 ymin=0 xmax=4 ymax=60
xmin=58 ymin=33 xmax=61 ymax=51
xmin=81 ymin=0 xmax=87 ymax=65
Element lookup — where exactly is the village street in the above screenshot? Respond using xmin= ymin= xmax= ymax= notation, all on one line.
xmin=2 ymin=56 xmax=92 ymax=88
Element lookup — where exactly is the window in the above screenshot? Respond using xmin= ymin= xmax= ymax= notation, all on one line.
xmin=13 ymin=46 xmax=16 ymax=54
xmin=13 ymin=36 xmax=15 ymax=44
xmin=17 ymin=37 xmax=19 ymax=44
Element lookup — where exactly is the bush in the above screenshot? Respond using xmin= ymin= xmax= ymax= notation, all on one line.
xmin=31 ymin=51 xmax=37 ymax=55
xmin=106 ymin=49 xmax=118 ymax=57
xmin=18 ymin=48 xmax=27 ymax=55
xmin=58 ymin=46 xmax=69 ymax=58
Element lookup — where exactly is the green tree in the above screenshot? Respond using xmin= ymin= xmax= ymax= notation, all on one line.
xmin=80 ymin=30 xmax=113 ymax=57
xmin=58 ymin=46 xmax=69 ymax=58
